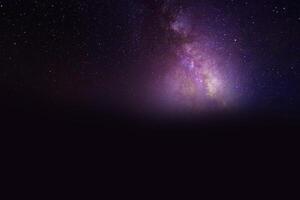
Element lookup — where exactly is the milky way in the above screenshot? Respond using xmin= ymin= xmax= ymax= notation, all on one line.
xmin=148 ymin=3 xmax=247 ymax=113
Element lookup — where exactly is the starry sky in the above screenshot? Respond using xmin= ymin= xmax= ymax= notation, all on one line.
xmin=1 ymin=0 xmax=300 ymax=120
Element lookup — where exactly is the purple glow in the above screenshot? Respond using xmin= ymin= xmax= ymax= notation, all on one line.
xmin=147 ymin=6 xmax=247 ymax=113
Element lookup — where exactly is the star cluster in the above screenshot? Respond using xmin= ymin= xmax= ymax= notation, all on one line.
xmin=145 ymin=2 xmax=248 ymax=113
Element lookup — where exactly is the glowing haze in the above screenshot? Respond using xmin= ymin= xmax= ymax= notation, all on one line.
xmin=148 ymin=4 xmax=247 ymax=113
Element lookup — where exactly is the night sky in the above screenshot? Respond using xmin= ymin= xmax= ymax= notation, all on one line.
xmin=1 ymin=0 xmax=300 ymax=135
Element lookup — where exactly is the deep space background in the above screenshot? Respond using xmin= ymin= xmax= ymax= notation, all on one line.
xmin=1 ymin=0 xmax=300 ymax=135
